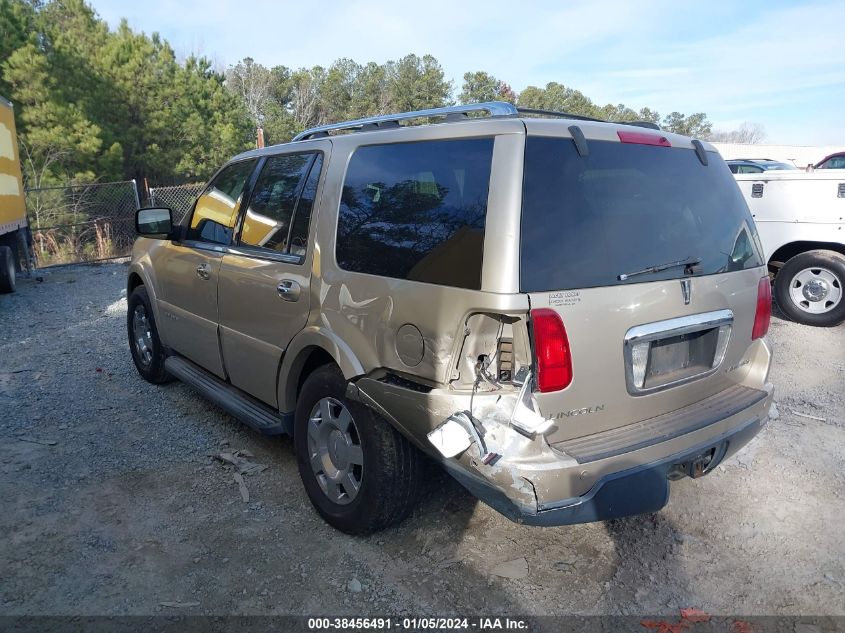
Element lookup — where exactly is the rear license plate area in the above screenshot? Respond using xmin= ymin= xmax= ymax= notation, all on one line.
xmin=644 ymin=328 xmax=719 ymax=389
xmin=623 ymin=309 xmax=734 ymax=395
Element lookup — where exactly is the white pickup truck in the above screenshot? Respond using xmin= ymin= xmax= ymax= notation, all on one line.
xmin=734 ymin=171 xmax=845 ymax=326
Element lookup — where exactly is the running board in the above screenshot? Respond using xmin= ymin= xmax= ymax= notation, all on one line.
xmin=164 ymin=355 xmax=292 ymax=436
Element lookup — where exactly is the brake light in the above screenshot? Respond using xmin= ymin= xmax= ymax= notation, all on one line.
xmin=531 ymin=308 xmax=573 ymax=392
xmin=617 ymin=130 xmax=671 ymax=147
xmin=752 ymin=277 xmax=772 ymax=340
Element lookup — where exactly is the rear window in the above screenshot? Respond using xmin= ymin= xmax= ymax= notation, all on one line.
xmin=336 ymin=138 xmax=494 ymax=290
xmin=520 ymin=137 xmax=764 ymax=292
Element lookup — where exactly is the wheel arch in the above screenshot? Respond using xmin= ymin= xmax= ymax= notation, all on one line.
xmin=127 ymin=271 xmax=144 ymax=295
xmin=278 ymin=326 xmax=366 ymax=414
xmin=769 ymin=240 xmax=845 ymax=269
xmin=126 ymin=263 xmax=168 ymax=344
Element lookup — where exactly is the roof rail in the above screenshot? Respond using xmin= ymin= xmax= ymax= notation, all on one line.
xmin=516 ymin=107 xmax=604 ymax=123
xmin=518 ymin=107 xmax=662 ymax=130
xmin=292 ymin=101 xmax=518 ymax=141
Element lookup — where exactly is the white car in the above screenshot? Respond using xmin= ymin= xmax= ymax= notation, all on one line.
xmin=734 ymin=170 xmax=845 ymax=326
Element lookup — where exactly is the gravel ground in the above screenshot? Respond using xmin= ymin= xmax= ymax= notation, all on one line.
xmin=0 ymin=262 xmax=843 ymax=617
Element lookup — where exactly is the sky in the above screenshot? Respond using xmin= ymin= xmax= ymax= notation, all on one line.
xmin=89 ymin=0 xmax=845 ymax=145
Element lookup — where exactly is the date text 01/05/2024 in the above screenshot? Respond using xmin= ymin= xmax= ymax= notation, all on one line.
xmin=307 ymin=617 xmax=529 ymax=630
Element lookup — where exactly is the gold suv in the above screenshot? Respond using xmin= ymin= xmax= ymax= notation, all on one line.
xmin=128 ymin=102 xmax=774 ymax=534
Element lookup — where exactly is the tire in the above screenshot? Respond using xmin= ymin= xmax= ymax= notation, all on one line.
xmin=0 ymin=245 xmax=16 ymax=294
xmin=774 ymin=250 xmax=845 ymax=327
xmin=127 ymin=285 xmax=171 ymax=383
xmin=294 ymin=365 xmax=422 ymax=534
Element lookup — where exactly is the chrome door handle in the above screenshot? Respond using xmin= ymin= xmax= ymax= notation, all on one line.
xmin=196 ymin=263 xmax=211 ymax=280
xmin=277 ymin=279 xmax=301 ymax=302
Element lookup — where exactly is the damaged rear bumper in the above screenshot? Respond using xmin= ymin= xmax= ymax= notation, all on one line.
xmin=449 ymin=413 xmax=766 ymax=526
xmin=351 ymin=374 xmax=773 ymax=527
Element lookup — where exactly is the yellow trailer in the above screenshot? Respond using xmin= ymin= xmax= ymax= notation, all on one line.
xmin=0 ymin=95 xmax=29 ymax=292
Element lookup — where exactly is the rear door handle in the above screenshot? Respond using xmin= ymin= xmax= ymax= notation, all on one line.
xmin=195 ymin=263 xmax=211 ymax=280
xmin=277 ymin=279 xmax=301 ymax=302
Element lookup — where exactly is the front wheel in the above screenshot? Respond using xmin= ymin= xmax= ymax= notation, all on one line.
xmin=294 ymin=365 xmax=422 ymax=534
xmin=774 ymin=250 xmax=845 ymax=327
xmin=127 ymin=285 xmax=171 ymax=383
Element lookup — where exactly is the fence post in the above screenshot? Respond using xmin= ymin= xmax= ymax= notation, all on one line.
xmin=131 ymin=179 xmax=141 ymax=210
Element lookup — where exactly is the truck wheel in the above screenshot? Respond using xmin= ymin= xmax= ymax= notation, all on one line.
xmin=0 ymin=245 xmax=15 ymax=293
xmin=294 ymin=365 xmax=422 ymax=534
xmin=774 ymin=250 xmax=845 ymax=327
xmin=127 ymin=285 xmax=171 ymax=383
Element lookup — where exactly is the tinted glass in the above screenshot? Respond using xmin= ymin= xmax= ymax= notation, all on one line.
xmin=521 ymin=137 xmax=764 ymax=292
xmin=188 ymin=159 xmax=256 ymax=244
xmin=336 ymin=138 xmax=494 ymax=289
xmin=289 ymin=154 xmax=323 ymax=258
xmin=820 ymin=156 xmax=845 ymax=169
xmin=239 ymin=153 xmax=314 ymax=252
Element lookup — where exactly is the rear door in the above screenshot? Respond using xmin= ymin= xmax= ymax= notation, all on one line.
xmin=519 ymin=132 xmax=767 ymax=444
xmin=217 ymin=146 xmax=327 ymax=406
xmin=153 ymin=158 xmax=257 ymax=377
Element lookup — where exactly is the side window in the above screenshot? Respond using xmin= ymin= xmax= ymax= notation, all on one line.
xmin=336 ymin=138 xmax=494 ymax=290
xmin=289 ymin=154 xmax=323 ymax=258
xmin=188 ymin=159 xmax=257 ymax=245
xmin=238 ymin=153 xmax=316 ymax=252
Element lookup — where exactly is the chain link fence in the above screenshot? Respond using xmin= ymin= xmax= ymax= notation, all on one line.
xmin=149 ymin=183 xmax=205 ymax=224
xmin=25 ymin=181 xmax=140 ymax=267
xmin=23 ymin=180 xmax=205 ymax=267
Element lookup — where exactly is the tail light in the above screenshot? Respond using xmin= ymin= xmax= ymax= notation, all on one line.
xmin=531 ymin=308 xmax=573 ymax=392
xmin=752 ymin=277 xmax=772 ymax=340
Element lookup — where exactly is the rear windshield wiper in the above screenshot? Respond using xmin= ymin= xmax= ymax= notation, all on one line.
xmin=618 ymin=256 xmax=702 ymax=281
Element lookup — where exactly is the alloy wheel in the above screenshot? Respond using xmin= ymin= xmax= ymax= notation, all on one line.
xmin=307 ymin=397 xmax=364 ymax=505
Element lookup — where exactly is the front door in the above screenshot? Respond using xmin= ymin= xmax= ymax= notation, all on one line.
xmin=218 ymin=148 xmax=327 ymax=406
xmin=153 ymin=158 xmax=258 ymax=377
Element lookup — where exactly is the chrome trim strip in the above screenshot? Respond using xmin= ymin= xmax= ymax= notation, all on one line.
xmin=623 ymin=309 xmax=734 ymax=396
xmin=176 ymin=240 xmax=303 ymax=265
xmin=225 ymin=246 xmax=302 ymax=265
xmin=292 ymin=101 xmax=518 ymax=141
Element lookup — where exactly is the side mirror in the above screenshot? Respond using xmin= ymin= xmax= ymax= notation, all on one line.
xmin=136 ymin=207 xmax=173 ymax=238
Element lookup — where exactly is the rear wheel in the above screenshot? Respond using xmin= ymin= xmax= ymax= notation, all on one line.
xmin=774 ymin=250 xmax=845 ymax=327
xmin=294 ymin=365 xmax=422 ymax=534
xmin=0 ymin=245 xmax=16 ymax=293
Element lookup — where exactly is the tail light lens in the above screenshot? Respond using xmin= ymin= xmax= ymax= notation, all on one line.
xmin=752 ymin=277 xmax=772 ymax=340
xmin=617 ymin=130 xmax=672 ymax=147
xmin=531 ymin=308 xmax=573 ymax=392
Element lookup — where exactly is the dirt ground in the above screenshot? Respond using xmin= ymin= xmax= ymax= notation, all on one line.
xmin=0 ymin=262 xmax=843 ymax=617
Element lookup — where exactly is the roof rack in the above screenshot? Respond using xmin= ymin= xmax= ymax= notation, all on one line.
xmin=292 ymin=101 xmax=518 ymax=141
xmin=516 ymin=107 xmax=661 ymax=130
xmin=292 ymin=100 xmax=663 ymax=142
xmin=516 ymin=107 xmax=604 ymax=123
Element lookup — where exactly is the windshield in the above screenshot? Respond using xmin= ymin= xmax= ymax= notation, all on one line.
xmin=520 ymin=137 xmax=764 ymax=292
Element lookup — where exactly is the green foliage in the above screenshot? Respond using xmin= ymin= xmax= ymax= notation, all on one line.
xmin=459 ymin=71 xmax=516 ymax=105
xmin=516 ymin=81 xmax=711 ymax=136
xmin=661 ymin=111 xmax=712 ymax=137
xmin=1 ymin=0 xmax=253 ymax=186
xmin=1 ymin=0 xmax=717 ymax=188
